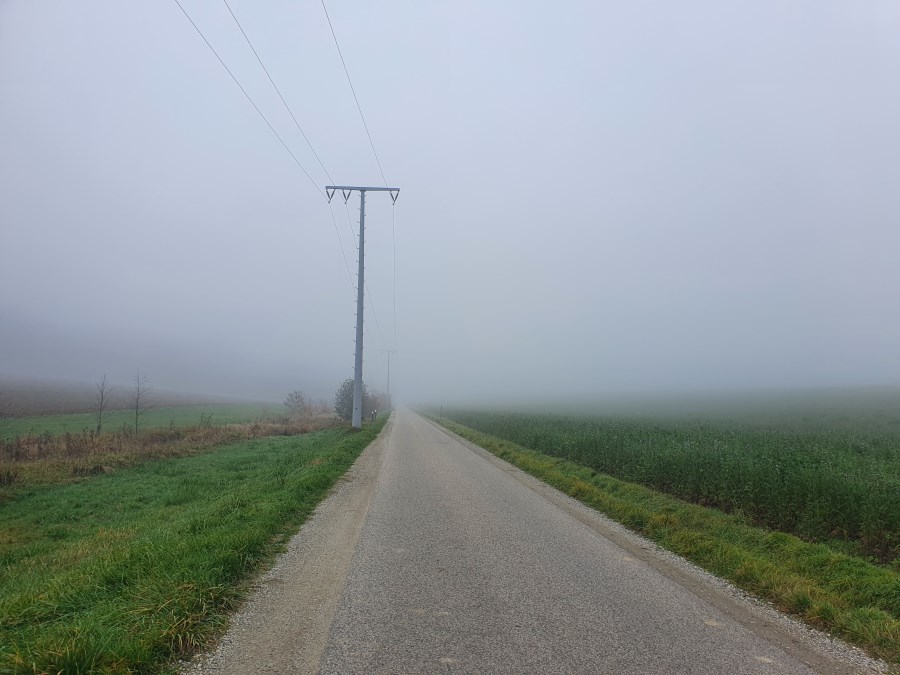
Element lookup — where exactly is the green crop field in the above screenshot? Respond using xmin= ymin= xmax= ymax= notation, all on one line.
xmin=0 ymin=403 xmax=279 ymax=440
xmin=0 ymin=419 xmax=385 ymax=673
xmin=439 ymin=409 xmax=899 ymax=563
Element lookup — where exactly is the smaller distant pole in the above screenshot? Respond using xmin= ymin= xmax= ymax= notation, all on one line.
xmin=381 ymin=349 xmax=397 ymax=406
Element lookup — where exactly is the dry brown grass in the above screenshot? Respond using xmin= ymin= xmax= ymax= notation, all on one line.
xmin=0 ymin=413 xmax=343 ymax=492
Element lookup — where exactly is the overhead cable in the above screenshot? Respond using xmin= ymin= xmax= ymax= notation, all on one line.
xmin=320 ymin=1 xmax=398 ymax=349
xmin=172 ymin=0 xmax=323 ymax=197
xmin=365 ymin=280 xmax=388 ymax=350
xmin=320 ymin=0 xmax=388 ymax=186
xmin=174 ymin=0 xmax=363 ymax=304
xmin=328 ymin=202 xmax=357 ymax=294
xmin=221 ymin=0 xmax=335 ymax=184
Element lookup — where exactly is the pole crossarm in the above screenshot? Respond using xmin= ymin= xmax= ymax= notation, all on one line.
xmin=326 ymin=185 xmax=400 ymax=205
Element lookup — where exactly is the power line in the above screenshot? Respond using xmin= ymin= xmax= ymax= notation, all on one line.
xmin=365 ymin=280 xmax=387 ymax=350
xmin=172 ymin=0 xmax=323 ymax=198
xmin=220 ymin=0 xmax=335 ymax=184
xmin=174 ymin=0 xmax=362 ymax=305
xmin=215 ymin=0 xmax=356 ymax=292
xmin=320 ymin=2 xmax=398 ymax=350
xmin=320 ymin=0 xmax=388 ymax=187
xmin=328 ymin=202 xmax=356 ymax=294
xmin=343 ymin=202 xmax=357 ymax=251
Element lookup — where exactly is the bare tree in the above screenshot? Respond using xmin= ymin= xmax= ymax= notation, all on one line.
xmin=284 ymin=390 xmax=306 ymax=417
xmin=131 ymin=371 xmax=152 ymax=434
xmin=93 ymin=374 xmax=111 ymax=434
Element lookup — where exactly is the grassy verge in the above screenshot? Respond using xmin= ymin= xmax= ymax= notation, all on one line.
xmin=0 ymin=418 xmax=385 ymax=673
xmin=0 ymin=403 xmax=279 ymax=440
xmin=430 ymin=415 xmax=900 ymax=664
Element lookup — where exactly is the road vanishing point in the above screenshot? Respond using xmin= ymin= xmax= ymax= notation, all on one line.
xmin=185 ymin=409 xmax=880 ymax=675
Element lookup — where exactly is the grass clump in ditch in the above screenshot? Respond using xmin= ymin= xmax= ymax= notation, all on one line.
xmin=0 ymin=418 xmax=385 ymax=673
xmin=431 ymin=416 xmax=900 ymax=665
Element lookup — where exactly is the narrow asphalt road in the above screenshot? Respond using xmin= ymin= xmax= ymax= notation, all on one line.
xmin=187 ymin=409 xmax=879 ymax=674
xmin=316 ymin=410 xmax=856 ymax=674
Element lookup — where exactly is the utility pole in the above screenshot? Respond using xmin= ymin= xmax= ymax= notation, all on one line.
xmin=327 ymin=185 xmax=399 ymax=429
xmin=381 ymin=348 xmax=397 ymax=406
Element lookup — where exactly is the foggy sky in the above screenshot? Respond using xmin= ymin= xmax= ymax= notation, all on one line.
xmin=2 ymin=1 xmax=900 ymax=404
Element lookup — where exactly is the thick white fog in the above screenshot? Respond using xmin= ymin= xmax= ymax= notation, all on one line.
xmin=2 ymin=1 xmax=899 ymax=403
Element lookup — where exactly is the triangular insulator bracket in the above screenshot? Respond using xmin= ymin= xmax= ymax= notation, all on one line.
xmin=389 ymin=190 xmax=399 ymax=204
xmin=342 ymin=190 xmax=352 ymax=204
xmin=326 ymin=187 xmax=336 ymax=203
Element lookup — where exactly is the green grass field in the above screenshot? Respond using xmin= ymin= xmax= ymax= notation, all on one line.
xmin=0 ymin=403 xmax=278 ymax=440
xmin=0 ymin=419 xmax=385 ymax=673
xmin=432 ymin=416 xmax=900 ymax=664
xmin=439 ymin=410 xmax=899 ymax=563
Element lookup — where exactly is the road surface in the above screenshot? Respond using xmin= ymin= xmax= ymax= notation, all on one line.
xmin=186 ymin=409 xmax=880 ymax=674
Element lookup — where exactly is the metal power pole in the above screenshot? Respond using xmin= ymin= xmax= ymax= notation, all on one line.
xmin=381 ymin=348 xmax=397 ymax=404
xmin=327 ymin=185 xmax=399 ymax=429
